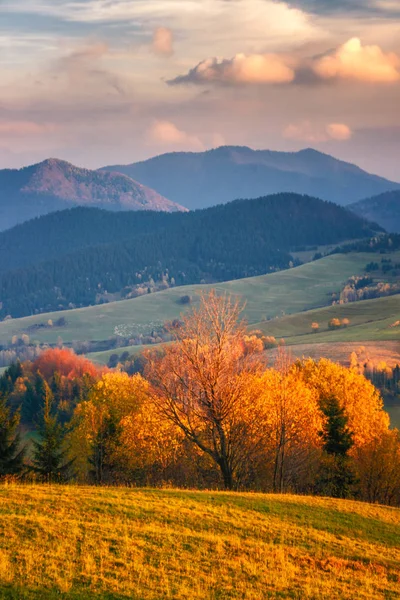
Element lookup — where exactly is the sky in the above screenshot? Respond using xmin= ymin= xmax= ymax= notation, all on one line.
xmin=0 ymin=0 xmax=399 ymax=180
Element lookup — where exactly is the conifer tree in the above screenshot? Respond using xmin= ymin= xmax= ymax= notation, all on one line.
xmin=316 ymin=396 xmax=355 ymax=498
xmin=0 ymin=395 xmax=26 ymax=478
xmin=31 ymin=381 xmax=74 ymax=482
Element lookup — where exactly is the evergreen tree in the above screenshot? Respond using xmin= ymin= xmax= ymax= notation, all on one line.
xmin=31 ymin=381 xmax=74 ymax=482
xmin=0 ymin=395 xmax=26 ymax=477
xmin=316 ymin=396 xmax=355 ymax=498
xmin=0 ymin=361 xmax=22 ymax=396
xmin=89 ymin=413 xmax=121 ymax=485
xmin=22 ymin=373 xmax=47 ymax=424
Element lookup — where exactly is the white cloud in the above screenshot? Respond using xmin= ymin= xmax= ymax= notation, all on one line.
xmin=313 ymin=37 xmax=400 ymax=83
xmin=146 ymin=120 xmax=203 ymax=149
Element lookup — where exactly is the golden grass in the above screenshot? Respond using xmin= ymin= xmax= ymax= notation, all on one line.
xmin=0 ymin=485 xmax=399 ymax=599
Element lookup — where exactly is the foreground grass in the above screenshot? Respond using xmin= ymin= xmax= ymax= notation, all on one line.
xmin=0 ymin=486 xmax=399 ymax=599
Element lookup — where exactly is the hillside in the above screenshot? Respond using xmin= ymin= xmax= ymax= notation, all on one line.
xmin=0 ymin=195 xmax=380 ymax=318
xmin=103 ymin=146 xmax=400 ymax=209
xmin=0 ymin=158 xmax=185 ymax=230
xmin=349 ymin=191 xmax=400 ymax=233
xmin=256 ymin=295 xmax=400 ymax=344
xmin=0 ymin=486 xmax=398 ymax=600
xmin=0 ymin=252 xmax=393 ymax=348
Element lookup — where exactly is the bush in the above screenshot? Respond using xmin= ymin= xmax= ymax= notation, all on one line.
xmin=179 ymin=295 xmax=192 ymax=305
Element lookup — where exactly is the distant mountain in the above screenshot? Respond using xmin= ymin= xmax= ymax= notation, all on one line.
xmin=0 ymin=193 xmax=382 ymax=318
xmin=349 ymin=191 xmax=400 ymax=233
xmin=102 ymin=146 xmax=400 ymax=210
xmin=0 ymin=158 xmax=186 ymax=230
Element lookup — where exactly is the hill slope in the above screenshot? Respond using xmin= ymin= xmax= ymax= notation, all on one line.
xmin=0 ymin=158 xmax=185 ymax=230
xmin=0 ymin=485 xmax=398 ymax=600
xmin=349 ymin=191 xmax=400 ymax=233
xmin=103 ymin=146 xmax=400 ymax=209
xmin=0 ymin=195 xmax=381 ymax=317
xmin=0 ymin=252 xmax=391 ymax=346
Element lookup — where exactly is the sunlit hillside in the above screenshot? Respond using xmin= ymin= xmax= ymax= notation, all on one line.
xmin=0 ymin=485 xmax=399 ymax=600
xmin=0 ymin=252 xmax=398 ymax=351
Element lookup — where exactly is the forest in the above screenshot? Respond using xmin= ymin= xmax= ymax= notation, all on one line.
xmin=0 ymin=193 xmax=381 ymax=318
xmin=1 ymin=292 xmax=399 ymax=505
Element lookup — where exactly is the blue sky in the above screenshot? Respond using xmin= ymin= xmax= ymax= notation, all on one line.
xmin=0 ymin=0 xmax=399 ymax=179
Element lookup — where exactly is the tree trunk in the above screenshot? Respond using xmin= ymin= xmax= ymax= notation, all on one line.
xmin=218 ymin=457 xmax=234 ymax=490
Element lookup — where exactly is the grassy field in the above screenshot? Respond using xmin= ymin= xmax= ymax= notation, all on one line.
xmin=257 ymin=295 xmax=400 ymax=344
xmin=0 ymin=252 xmax=394 ymax=350
xmin=0 ymin=485 xmax=398 ymax=599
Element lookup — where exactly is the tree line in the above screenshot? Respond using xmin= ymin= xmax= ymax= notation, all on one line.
xmin=0 ymin=293 xmax=399 ymax=505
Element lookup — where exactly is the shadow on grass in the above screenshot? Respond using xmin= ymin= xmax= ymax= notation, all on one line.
xmin=0 ymin=586 xmax=138 ymax=600
xmin=142 ymin=489 xmax=400 ymax=549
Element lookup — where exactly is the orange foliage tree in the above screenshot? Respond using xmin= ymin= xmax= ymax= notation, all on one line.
xmin=146 ymin=291 xmax=266 ymax=489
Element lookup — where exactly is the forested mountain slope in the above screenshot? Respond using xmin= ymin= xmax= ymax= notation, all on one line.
xmin=0 ymin=193 xmax=381 ymax=318
xmin=103 ymin=146 xmax=400 ymax=209
xmin=349 ymin=190 xmax=400 ymax=233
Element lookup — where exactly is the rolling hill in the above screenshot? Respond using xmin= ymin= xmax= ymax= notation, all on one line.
xmin=349 ymin=190 xmax=400 ymax=233
xmin=0 ymin=194 xmax=381 ymax=318
xmin=0 ymin=158 xmax=185 ymax=231
xmin=0 ymin=485 xmax=398 ymax=599
xmin=0 ymin=252 xmax=395 ymax=348
xmin=103 ymin=146 xmax=400 ymax=210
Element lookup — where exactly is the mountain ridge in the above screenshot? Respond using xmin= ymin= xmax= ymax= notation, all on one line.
xmin=0 ymin=158 xmax=186 ymax=231
xmin=102 ymin=145 xmax=400 ymax=210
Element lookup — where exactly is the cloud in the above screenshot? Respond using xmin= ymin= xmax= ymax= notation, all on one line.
xmin=326 ymin=123 xmax=352 ymax=140
xmin=169 ymin=53 xmax=295 ymax=86
xmin=146 ymin=120 xmax=203 ymax=149
xmin=282 ymin=0 xmax=400 ymax=17
xmin=56 ymin=42 xmax=126 ymax=95
xmin=283 ymin=121 xmax=352 ymax=142
xmin=151 ymin=27 xmax=174 ymax=57
xmin=0 ymin=120 xmax=59 ymax=136
xmin=313 ymin=38 xmax=400 ymax=83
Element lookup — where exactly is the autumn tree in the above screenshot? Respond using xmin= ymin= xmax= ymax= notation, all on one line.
xmin=69 ymin=372 xmax=152 ymax=484
xmin=296 ymin=358 xmax=389 ymax=450
xmin=328 ymin=318 xmax=341 ymax=330
xmin=253 ymin=350 xmax=323 ymax=493
xmin=355 ymin=429 xmax=400 ymax=506
xmin=146 ymin=291 xmax=265 ymax=490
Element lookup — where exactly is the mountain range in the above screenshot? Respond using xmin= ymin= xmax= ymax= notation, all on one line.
xmin=0 ymin=158 xmax=186 ymax=230
xmin=0 ymin=147 xmax=399 ymax=231
xmin=0 ymin=193 xmax=382 ymax=319
xmin=103 ymin=146 xmax=400 ymax=210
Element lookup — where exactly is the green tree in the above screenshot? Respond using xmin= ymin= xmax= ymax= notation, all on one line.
xmin=0 ymin=395 xmax=26 ymax=477
xmin=31 ymin=382 xmax=74 ymax=482
xmin=316 ymin=396 xmax=355 ymax=498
